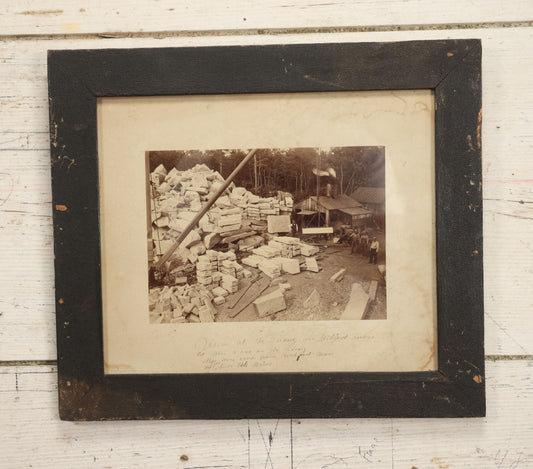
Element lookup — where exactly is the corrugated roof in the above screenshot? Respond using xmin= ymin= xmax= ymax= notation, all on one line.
xmin=350 ymin=187 xmax=385 ymax=204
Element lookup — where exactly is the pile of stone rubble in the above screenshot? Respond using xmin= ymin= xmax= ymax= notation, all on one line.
xmin=148 ymin=163 xmax=320 ymax=323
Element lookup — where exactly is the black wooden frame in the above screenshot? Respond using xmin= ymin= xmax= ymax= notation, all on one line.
xmin=48 ymin=40 xmax=484 ymax=420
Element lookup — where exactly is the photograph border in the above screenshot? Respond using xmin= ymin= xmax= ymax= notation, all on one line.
xmin=48 ymin=40 xmax=484 ymax=419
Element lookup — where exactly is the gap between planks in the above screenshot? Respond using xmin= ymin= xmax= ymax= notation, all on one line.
xmin=0 ymin=20 xmax=532 ymax=42
xmin=0 ymin=355 xmax=531 ymax=368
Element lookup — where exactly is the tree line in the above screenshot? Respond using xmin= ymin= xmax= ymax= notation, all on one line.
xmin=149 ymin=146 xmax=384 ymax=202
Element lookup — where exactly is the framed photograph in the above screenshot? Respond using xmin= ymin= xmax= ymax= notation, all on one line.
xmin=48 ymin=40 xmax=484 ymax=419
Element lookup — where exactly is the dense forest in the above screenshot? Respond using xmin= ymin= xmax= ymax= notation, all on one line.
xmin=149 ymin=147 xmax=384 ymax=202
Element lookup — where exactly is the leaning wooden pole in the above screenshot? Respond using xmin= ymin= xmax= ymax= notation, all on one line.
xmin=154 ymin=149 xmax=257 ymax=269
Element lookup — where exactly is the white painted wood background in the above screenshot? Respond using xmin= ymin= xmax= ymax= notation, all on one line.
xmin=1 ymin=2 xmax=532 ymax=468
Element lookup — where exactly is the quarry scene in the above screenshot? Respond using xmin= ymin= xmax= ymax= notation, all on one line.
xmin=147 ymin=147 xmax=386 ymax=324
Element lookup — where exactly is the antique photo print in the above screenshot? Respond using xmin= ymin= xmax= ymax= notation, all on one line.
xmin=99 ymin=90 xmax=437 ymax=374
xmin=147 ymin=146 xmax=386 ymax=324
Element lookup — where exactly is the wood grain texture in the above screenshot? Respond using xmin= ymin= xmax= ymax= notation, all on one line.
xmin=1 ymin=28 xmax=532 ymax=361
xmin=0 ymin=1 xmax=532 ymax=37
xmin=0 ymin=0 xmax=531 ymax=462
xmin=0 ymin=360 xmax=531 ymax=467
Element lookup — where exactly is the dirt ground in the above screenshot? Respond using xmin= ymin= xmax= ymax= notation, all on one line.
xmin=215 ymin=238 xmax=387 ymax=322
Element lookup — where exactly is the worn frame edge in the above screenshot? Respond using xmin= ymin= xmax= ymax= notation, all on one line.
xmin=47 ymin=39 xmax=485 ymax=420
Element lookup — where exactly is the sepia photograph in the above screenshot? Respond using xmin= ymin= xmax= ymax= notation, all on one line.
xmin=99 ymin=90 xmax=437 ymax=375
xmin=147 ymin=146 xmax=386 ymax=324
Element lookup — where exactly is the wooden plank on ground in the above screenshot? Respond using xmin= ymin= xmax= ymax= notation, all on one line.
xmin=226 ymin=278 xmax=253 ymax=309
xmin=228 ymin=275 xmax=271 ymax=317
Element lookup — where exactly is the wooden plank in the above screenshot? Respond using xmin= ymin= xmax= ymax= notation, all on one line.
xmin=0 ymin=365 xmax=292 ymax=467
xmin=0 ymin=1 xmax=531 ymax=36
xmin=228 ymin=275 xmax=271 ymax=317
xmin=0 ymin=360 xmax=530 ymax=467
xmin=302 ymin=227 xmax=334 ymax=234
xmin=391 ymin=360 xmax=533 ymax=468
xmin=1 ymin=28 xmax=532 ymax=359
xmin=291 ymin=360 xmax=532 ymax=468
xmin=226 ymin=278 xmax=253 ymax=309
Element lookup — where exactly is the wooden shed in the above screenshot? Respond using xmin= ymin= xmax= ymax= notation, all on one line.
xmin=295 ymin=194 xmax=372 ymax=227
xmin=350 ymin=187 xmax=386 ymax=227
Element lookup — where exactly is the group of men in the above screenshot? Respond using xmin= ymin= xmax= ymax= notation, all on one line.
xmin=350 ymin=228 xmax=380 ymax=264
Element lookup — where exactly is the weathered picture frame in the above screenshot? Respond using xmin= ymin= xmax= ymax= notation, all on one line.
xmin=48 ymin=40 xmax=484 ymax=419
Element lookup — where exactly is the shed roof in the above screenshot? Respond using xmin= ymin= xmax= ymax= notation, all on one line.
xmin=350 ymin=187 xmax=385 ymax=205
xmin=295 ymin=194 xmax=362 ymax=211
xmin=339 ymin=206 xmax=373 ymax=217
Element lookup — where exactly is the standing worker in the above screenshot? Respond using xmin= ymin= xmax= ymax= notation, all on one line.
xmin=291 ymin=220 xmax=299 ymax=238
xmin=369 ymin=237 xmax=379 ymax=264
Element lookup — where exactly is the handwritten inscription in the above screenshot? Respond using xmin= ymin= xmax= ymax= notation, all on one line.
xmin=194 ymin=332 xmax=374 ymax=372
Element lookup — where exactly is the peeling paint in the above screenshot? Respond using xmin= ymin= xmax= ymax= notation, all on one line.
xmin=61 ymin=23 xmax=81 ymax=33
xmin=467 ymin=134 xmax=475 ymax=151
xmin=431 ymin=456 xmax=451 ymax=469
xmin=49 ymin=107 xmax=58 ymax=148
